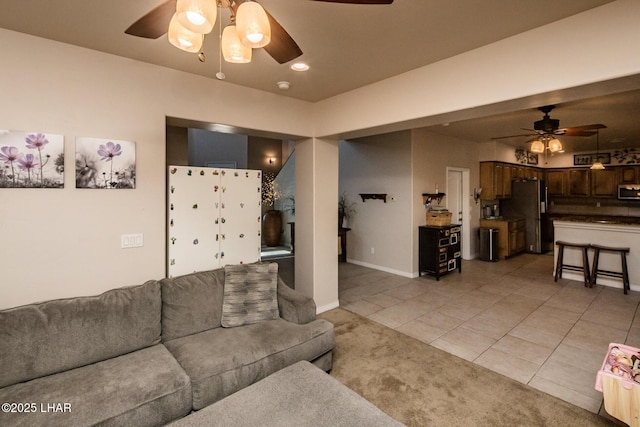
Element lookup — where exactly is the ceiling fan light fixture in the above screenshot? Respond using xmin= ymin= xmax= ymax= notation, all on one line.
xmin=530 ymin=139 xmax=545 ymax=154
xmin=176 ymin=0 xmax=217 ymax=34
xmin=168 ymin=14 xmax=203 ymax=53
xmin=547 ymin=138 xmax=563 ymax=153
xmin=236 ymin=1 xmax=271 ymax=48
xmin=221 ymin=25 xmax=252 ymax=63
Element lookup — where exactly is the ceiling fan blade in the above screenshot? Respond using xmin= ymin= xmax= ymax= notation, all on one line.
xmin=491 ymin=133 xmax=536 ymax=140
xmin=312 ymin=0 xmax=394 ymax=3
xmin=262 ymin=9 xmax=303 ymax=64
xmin=125 ymin=0 xmax=175 ymax=39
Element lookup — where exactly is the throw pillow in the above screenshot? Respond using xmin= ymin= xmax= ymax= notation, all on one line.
xmin=221 ymin=263 xmax=279 ymax=328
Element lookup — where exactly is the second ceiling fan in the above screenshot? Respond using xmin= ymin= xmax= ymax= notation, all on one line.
xmin=125 ymin=0 xmax=394 ymax=64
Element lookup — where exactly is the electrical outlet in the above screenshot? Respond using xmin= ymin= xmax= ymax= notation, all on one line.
xmin=371 ymin=247 xmax=375 ymax=254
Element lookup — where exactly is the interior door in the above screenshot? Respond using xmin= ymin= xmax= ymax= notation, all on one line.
xmin=447 ymin=167 xmax=471 ymax=259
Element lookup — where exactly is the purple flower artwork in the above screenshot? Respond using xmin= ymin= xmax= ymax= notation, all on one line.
xmin=0 ymin=130 xmax=64 ymax=188
xmin=75 ymin=137 xmax=136 ymax=189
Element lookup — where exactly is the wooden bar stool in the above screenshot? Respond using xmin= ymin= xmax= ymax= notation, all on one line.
xmin=590 ymin=244 xmax=631 ymax=294
xmin=554 ymin=241 xmax=591 ymax=286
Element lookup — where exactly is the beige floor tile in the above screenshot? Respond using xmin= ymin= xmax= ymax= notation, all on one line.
xmin=535 ymin=357 xmax=603 ymax=401
xmin=528 ymin=375 xmax=603 ymax=413
xmin=491 ymin=335 xmax=554 ymax=366
xmin=513 ymin=282 xmax=562 ymax=301
xmin=562 ymin=319 xmax=628 ymax=353
xmin=548 ymin=341 xmax=606 ymax=372
xmin=415 ymin=309 xmax=464 ymax=331
xmin=342 ymin=299 xmax=383 ymax=317
xmin=363 ymin=293 xmax=403 ymax=308
xmin=543 ymin=286 xmax=600 ymax=314
xmin=382 ymin=282 xmax=430 ymax=301
xmin=430 ymin=327 xmax=496 ymax=361
xmin=508 ymin=322 xmax=566 ymax=348
xmin=396 ymin=320 xmax=448 ymax=344
xmin=366 ymin=299 xmax=432 ymax=328
xmin=474 ymin=347 xmax=540 ymax=384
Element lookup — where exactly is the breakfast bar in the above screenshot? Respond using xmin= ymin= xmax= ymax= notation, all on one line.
xmin=553 ymin=220 xmax=640 ymax=292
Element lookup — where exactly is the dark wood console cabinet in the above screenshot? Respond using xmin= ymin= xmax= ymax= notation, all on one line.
xmin=418 ymin=225 xmax=462 ymax=280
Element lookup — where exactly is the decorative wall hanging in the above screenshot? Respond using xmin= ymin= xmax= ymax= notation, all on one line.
xmin=0 ymin=130 xmax=64 ymax=188
xmin=167 ymin=165 xmax=261 ymax=278
xmin=574 ymin=152 xmax=611 ymax=166
xmin=612 ymin=148 xmax=640 ymax=164
xmin=75 ymin=137 xmax=136 ymax=189
xmin=514 ymin=147 xmax=538 ymax=165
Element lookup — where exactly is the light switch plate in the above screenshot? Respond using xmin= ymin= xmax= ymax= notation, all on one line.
xmin=121 ymin=233 xmax=143 ymax=248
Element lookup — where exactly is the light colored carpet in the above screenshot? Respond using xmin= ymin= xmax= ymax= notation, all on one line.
xmin=319 ymin=308 xmax=615 ymax=427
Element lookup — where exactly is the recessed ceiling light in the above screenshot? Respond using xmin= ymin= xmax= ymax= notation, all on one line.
xmin=290 ymin=62 xmax=309 ymax=72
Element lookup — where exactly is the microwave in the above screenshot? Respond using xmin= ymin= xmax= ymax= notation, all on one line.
xmin=618 ymin=185 xmax=640 ymax=200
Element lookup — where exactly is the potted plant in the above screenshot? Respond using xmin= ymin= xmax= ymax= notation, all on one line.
xmin=338 ymin=192 xmax=356 ymax=229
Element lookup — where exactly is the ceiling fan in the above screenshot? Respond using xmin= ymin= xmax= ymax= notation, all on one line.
xmin=492 ymin=105 xmax=607 ymax=141
xmin=125 ymin=0 xmax=394 ymax=64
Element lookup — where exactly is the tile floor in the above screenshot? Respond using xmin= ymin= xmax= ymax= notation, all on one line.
xmin=339 ymin=253 xmax=640 ymax=415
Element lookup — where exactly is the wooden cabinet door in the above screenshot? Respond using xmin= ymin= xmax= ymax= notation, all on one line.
xmin=546 ymin=170 xmax=567 ymax=196
xmin=479 ymin=162 xmax=495 ymax=200
xmin=619 ymin=166 xmax=638 ymax=184
xmin=591 ymin=168 xmax=618 ymax=197
xmin=494 ymin=163 xmax=504 ymax=198
xmin=502 ymin=164 xmax=512 ymax=198
xmin=568 ymin=169 xmax=590 ymax=196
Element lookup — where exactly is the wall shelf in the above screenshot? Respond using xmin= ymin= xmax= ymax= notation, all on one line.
xmin=360 ymin=193 xmax=387 ymax=203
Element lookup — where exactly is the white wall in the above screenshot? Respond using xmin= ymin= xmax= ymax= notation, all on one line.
xmin=0 ymin=29 xmax=314 ymax=309
xmin=339 ymin=131 xmax=413 ymax=276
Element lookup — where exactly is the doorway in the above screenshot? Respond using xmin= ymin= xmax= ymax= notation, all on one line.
xmin=447 ymin=167 xmax=471 ymax=259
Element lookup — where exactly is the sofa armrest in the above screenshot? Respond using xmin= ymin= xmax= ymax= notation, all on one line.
xmin=277 ymin=278 xmax=316 ymax=325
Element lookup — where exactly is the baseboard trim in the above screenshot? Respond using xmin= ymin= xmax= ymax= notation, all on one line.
xmin=345 ymin=259 xmax=415 ymax=278
xmin=316 ymin=300 xmax=340 ymax=314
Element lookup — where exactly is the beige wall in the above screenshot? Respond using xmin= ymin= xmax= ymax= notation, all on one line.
xmin=339 ymin=131 xmax=414 ymax=276
xmin=411 ymin=129 xmax=481 ymax=270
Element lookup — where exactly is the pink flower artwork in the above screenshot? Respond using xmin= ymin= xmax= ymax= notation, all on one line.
xmin=0 ymin=131 xmax=64 ymax=188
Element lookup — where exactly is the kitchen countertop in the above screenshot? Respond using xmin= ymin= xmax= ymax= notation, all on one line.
xmin=480 ymin=216 xmax=525 ymax=222
xmin=547 ymin=214 xmax=640 ymax=225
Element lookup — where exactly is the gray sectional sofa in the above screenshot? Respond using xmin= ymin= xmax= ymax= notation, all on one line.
xmin=0 ymin=263 xmax=335 ymax=427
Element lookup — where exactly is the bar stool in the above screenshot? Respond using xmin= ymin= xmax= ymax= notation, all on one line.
xmin=590 ymin=244 xmax=631 ymax=294
xmin=554 ymin=241 xmax=591 ymax=286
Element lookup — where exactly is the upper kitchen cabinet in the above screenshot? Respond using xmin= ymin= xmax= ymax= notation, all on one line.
xmin=591 ymin=168 xmax=618 ymax=197
xmin=480 ymin=161 xmax=535 ymax=199
xmin=619 ymin=166 xmax=640 ymax=184
xmin=568 ymin=169 xmax=590 ymax=197
xmin=545 ymin=169 xmax=567 ymax=197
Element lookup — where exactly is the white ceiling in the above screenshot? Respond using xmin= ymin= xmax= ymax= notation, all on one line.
xmin=1 ymin=0 xmax=638 ymax=152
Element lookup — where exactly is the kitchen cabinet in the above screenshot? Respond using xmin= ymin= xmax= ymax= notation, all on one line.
xmin=480 ymin=218 xmax=525 ymax=260
xmin=591 ymin=168 xmax=618 ymax=197
xmin=568 ymin=169 xmax=590 ymax=197
xmin=480 ymin=162 xmax=519 ymax=200
xmin=619 ymin=166 xmax=639 ymax=184
xmin=546 ymin=169 xmax=567 ymax=197
xmin=418 ymin=225 xmax=462 ymax=280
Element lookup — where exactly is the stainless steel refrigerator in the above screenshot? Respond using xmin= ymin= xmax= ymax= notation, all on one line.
xmin=500 ymin=180 xmax=547 ymax=254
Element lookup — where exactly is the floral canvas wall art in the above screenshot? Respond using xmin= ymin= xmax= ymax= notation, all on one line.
xmin=0 ymin=130 xmax=65 ymax=188
xmin=76 ymin=137 xmax=136 ymax=189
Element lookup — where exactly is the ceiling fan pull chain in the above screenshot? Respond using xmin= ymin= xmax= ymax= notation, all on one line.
xmin=216 ymin=2 xmax=226 ymax=80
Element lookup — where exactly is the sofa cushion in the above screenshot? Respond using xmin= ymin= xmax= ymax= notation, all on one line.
xmin=164 ymin=318 xmax=335 ymax=410
xmin=0 ymin=344 xmax=192 ymax=427
xmin=0 ymin=280 xmax=162 ymax=388
xmin=160 ymin=269 xmax=225 ymax=342
xmin=221 ymin=263 xmax=279 ymax=328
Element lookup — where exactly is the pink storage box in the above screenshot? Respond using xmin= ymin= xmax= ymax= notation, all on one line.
xmin=595 ymin=343 xmax=640 ymax=427
xmin=595 ymin=342 xmax=640 ymax=392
